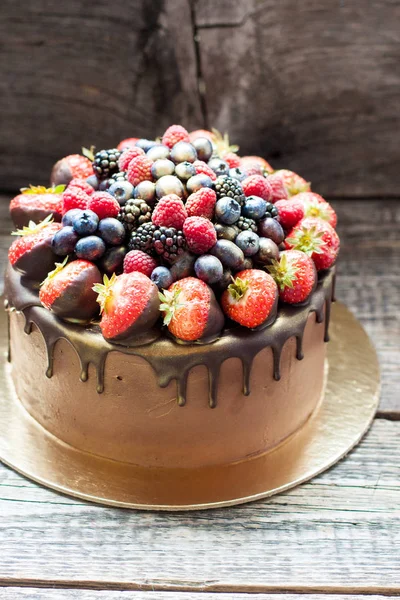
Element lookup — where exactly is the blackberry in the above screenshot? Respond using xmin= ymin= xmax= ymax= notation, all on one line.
xmin=118 ymin=198 xmax=152 ymax=232
xmin=214 ymin=175 xmax=245 ymax=206
xmin=264 ymin=202 xmax=279 ymax=219
xmin=236 ymin=216 xmax=258 ymax=233
xmin=152 ymin=226 xmax=187 ymax=264
xmin=111 ymin=171 xmax=127 ymax=183
xmin=93 ymin=148 xmax=121 ymax=180
xmin=129 ymin=222 xmax=157 ymax=255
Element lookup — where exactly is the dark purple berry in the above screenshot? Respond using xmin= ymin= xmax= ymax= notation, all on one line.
xmin=99 ymin=246 xmax=127 ymax=275
xmin=214 ymin=223 xmax=240 ymax=242
xmin=169 ymin=251 xmax=196 ymax=280
xmin=258 ymin=217 xmax=285 ymax=245
xmin=51 ymin=226 xmax=79 ymax=256
xmin=194 ymin=255 xmax=223 ymax=285
xmin=229 ymin=167 xmax=247 ymax=182
xmin=209 ymin=239 xmax=244 ymax=270
xmin=75 ymin=235 xmax=106 ymax=261
xmin=86 ymin=174 xmax=100 ymax=190
xmin=254 ymin=238 xmax=279 ymax=266
xmin=151 ymin=266 xmax=174 ymax=289
xmin=98 ymin=218 xmax=126 ymax=246
xmin=192 ymin=137 xmax=213 ymax=162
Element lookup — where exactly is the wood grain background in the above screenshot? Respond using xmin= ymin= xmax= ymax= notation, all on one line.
xmin=1 ymin=0 xmax=399 ymax=195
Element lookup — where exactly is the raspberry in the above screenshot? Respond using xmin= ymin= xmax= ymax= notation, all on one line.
xmin=152 ymin=194 xmax=187 ymax=229
xmin=183 ymin=216 xmax=217 ymax=255
xmin=68 ymin=179 xmax=94 ymax=195
xmin=242 ymin=175 xmax=272 ymax=201
xmin=267 ymin=173 xmax=289 ymax=202
xmin=123 ymin=250 xmax=158 ymax=277
xmin=118 ymin=146 xmax=145 ymax=172
xmin=62 ymin=187 xmax=90 ymax=214
xmin=127 ymin=155 xmax=153 ymax=186
xmin=185 ymin=188 xmax=216 ymax=219
xmin=275 ymin=199 xmax=304 ymax=230
xmin=117 ymin=137 xmax=139 ymax=151
xmin=87 ymin=191 xmax=120 ymax=220
xmin=222 ymin=152 xmax=241 ymax=168
xmin=162 ymin=125 xmax=190 ymax=149
xmin=193 ymin=160 xmax=217 ymax=181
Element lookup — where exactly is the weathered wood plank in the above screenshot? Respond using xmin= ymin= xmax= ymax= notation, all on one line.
xmin=0 ymin=420 xmax=399 ymax=591
xmin=0 ymin=0 xmax=202 ymax=191
xmin=194 ymin=0 xmax=400 ymax=197
xmin=1 ymin=593 xmax=400 ymax=600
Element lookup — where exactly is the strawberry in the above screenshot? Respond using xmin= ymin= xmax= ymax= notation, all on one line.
xmin=94 ymin=272 xmax=160 ymax=343
xmin=291 ymin=192 xmax=337 ymax=228
xmin=242 ymin=175 xmax=272 ymax=201
xmin=159 ymin=277 xmax=224 ymax=342
xmin=117 ymin=137 xmax=140 ymax=151
xmin=127 ymin=155 xmax=154 ymax=186
xmin=192 ymin=160 xmax=217 ymax=181
xmin=240 ymin=156 xmax=273 ymax=175
xmin=151 ymin=194 xmax=187 ymax=229
xmin=183 ymin=216 xmax=217 ymax=254
xmin=267 ymin=173 xmax=289 ymax=202
xmin=221 ymin=269 xmax=278 ymax=329
xmin=8 ymin=215 xmax=61 ymax=283
xmin=123 ymin=250 xmax=158 ymax=277
xmin=162 ymin=125 xmax=190 ymax=149
xmin=189 ymin=129 xmax=215 ymax=143
xmin=87 ymin=191 xmax=120 ymax=220
xmin=274 ymin=169 xmax=311 ymax=197
xmin=118 ymin=146 xmax=145 ymax=172
xmin=267 ymin=250 xmax=316 ymax=304
xmin=10 ymin=185 xmax=64 ymax=228
xmin=185 ymin=188 xmax=216 ymax=219
xmin=274 ymin=199 xmax=304 ymax=230
xmin=285 ymin=217 xmax=340 ymax=271
xmin=39 ymin=258 xmax=102 ymax=323
xmin=50 ymin=148 xmax=94 ymax=186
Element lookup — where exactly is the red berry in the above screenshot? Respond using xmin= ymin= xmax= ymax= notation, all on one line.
xmin=159 ymin=277 xmax=224 ymax=342
xmin=242 ymin=175 xmax=272 ymax=201
xmin=151 ymin=194 xmax=187 ymax=229
xmin=118 ymin=146 xmax=145 ymax=172
xmin=275 ymin=199 xmax=304 ymax=230
xmin=95 ymin=272 xmax=160 ymax=343
xmin=285 ymin=217 xmax=340 ymax=271
xmin=39 ymin=259 xmax=102 ymax=322
xmin=50 ymin=154 xmax=94 ymax=186
xmin=183 ymin=216 xmax=217 ymax=254
xmin=123 ymin=250 xmax=158 ymax=277
xmin=267 ymin=250 xmax=316 ymax=304
xmin=117 ymin=137 xmax=140 ymax=151
xmin=185 ymin=188 xmax=216 ymax=219
xmin=10 ymin=189 xmax=63 ymax=228
xmin=291 ymin=192 xmax=337 ymax=228
xmin=275 ymin=169 xmax=311 ymax=197
xmin=87 ymin=191 xmax=120 ymax=220
xmin=192 ymin=160 xmax=217 ymax=181
xmin=162 ymin=125 xmax=190 ymax=149
xmin=127 ymin=155 xmax=154 ymax=186
xmin=222 ymin=152 xmax=241 ymax=168
xmin=221 ymin=269 xmax=278 ymax=328
xmin=189 ymin=129 xmax=215 ymax=143
xmin=240 ymin=155 xmax=273 ymax=175
xmin=67 ymin=178 xmax=94 ymax=195
xmin=267 ymin=173 xmax=289 ymax=202
xmin=62 ymin=186 xmax=90 ymax=214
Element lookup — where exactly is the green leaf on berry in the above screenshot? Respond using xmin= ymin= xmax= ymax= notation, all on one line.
xmin=286 ymin=225 xmax=326 ymax=256
xmin=158 ymin=288 xmax=184 ymax=327
xmin=11 ymin=213 xmax=54 ymax=237
xmin=227 ymin=276 xmax=249 ymax=301
xmin=82 ymin=145 xmax=96 ymax=161
xmin=211 ymin=128 xmax=239 ymax=155
xmin=93 ymin=273 xmax=118 ymax=314
xmin=20 ymin=184 xmax=66 ymax=195
xmin=267 ymin=254 xmax=296 ymax=291
xmin=41 ymin=256 xmax=69 ymax=286
xmin=303 ymin=198 xmax=331 ymax=222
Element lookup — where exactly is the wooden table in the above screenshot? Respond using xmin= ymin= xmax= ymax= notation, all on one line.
xmin=0 ymin=197 xmax=399 ymax=598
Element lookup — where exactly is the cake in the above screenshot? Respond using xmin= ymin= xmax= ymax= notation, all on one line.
xmin=4 ymin=125 xmax=340 ymax=471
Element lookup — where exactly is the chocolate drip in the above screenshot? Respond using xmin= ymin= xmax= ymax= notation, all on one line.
xmin=4 ymin=265 xmax=336 ymax=409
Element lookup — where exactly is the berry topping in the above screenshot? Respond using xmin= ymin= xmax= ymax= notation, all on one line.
xmin=222 ymin=152 xmax=241 ymax=168
xmin=10 ymin=185 xmax=64 ymax=228
xmin=155 ymin=174 xmax=185 ymax=199
xmin=254 ymin=238 xmax=280 ymax=266
xmin=118 ymin=146 xmax=145 ymax=172
xmin=99 ymin=246 xmax=127 ymax=276
xmin=192 ymin=159 xmax=217 ymax=181
xmin=117 ymin=137 xmax=139 ymax=151
xmin=151 ymin=266 xmax=174 ymax=290
xmin=221 ymin=269 xmax=278 ymax=329
xmin=186 ymin=174 xmax=214 ymax=194
xmin=50 ymin=151 xmax=94 ymax=186
xmin=274 ymin=199 xmax=305 ymax=230
xmin=71 ymin=209 xmax=99 ymax=236
xmin=124 ymin=250 xmax=158 ymax=277
xmin=151 ymin=194 xmax=187 ymax=230
xmin=275 ymin=169 xmax=311 ymax=197
xmin=194 ymin=254 xmax=224 ymax=285
xmin=242 ymin=175 xmax=272 ymax=201
xmin=98 ymin=218 xmax=126 ymax=246
xmin=214 ymin=175 xmax=245 ymax=206
xmin=286 ymin=217 xmax=340 ymax=271
xmin=162 ymin=125 xmax=190 ymax=149
xmin=191 ymin=138 xmax=213 ymax=162
xmin=127 ymin=155 xmax=154 ymax=187
xmin=185 ymin=187 xmax=217 ymax=220
xmin=267 ymin=173 xmax=289 ymax=202
xmin=240 ymin=155 xmax=273 ymax=174
xmin=87 ymin=191 xmax=121 ymax=220
xmin=152 ymin=226 xmax=187 ymax=263
xmin=267 ymin=250 xmax=316 ymax=305
xmin=292 ymin=192 xmax=337 ymax=229
xmin=118 ymin=198 xmax=152 ymax=232
xmin=235 ymin=230 xmax=260 ymax=256
xmin=92 ymin=148 xmax=121 ymax=180
xmin=209 ymin=239 xmax=244 ymax=270
xmin=61 ymin=186 xmax=90 ymax=214
xmin=94 ymin=272 xmax=160 ymax=343
xmin=170 ymin=141 xmax=197 ymax=164
xmin=183 ymin=216 xmax=217 ymax=255
xmin=108 ymin=180 xmax=135 ymax=206
xmin=51 ymin=226 xmax=79 ymax=256
xmin=215 ymin=197 xmax=241 ymax=225
xmin=242 ymin=195 xmax=272 ymax=220
xmin=257 ymin=217 xmax=285 ymax=245
xmin=129 ymin=222 xmax=157 ymax=254
xmin=75 ymin=235 xmax=106 ymax=261
xmin=236 ymin=216 xmax=258 ymax=233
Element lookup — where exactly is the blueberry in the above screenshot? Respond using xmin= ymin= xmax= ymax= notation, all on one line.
xmin=155 ymin=175 xmax=185 ymax=199
xmin=72 ymin=210 xmax=99 ymax=236
xmin=170 ymin=141 xmax=197 ymax=164
xmin=258 ymin=217 xmax=285 ymax=245
xmin=174 ymin=161 xmax=196 ymax=181
xmin=254 ymin=238 xmax=279 ymax=266
xmin=134 ymin=180 xmax=156 ymax=204
xmin=194 ymin=255 xmax=223 ymax=285
xmin=75 ymin=235 xmax=106 ymax=261
xmin=235 ymin=231 xmax=260 ymax=257
xmin=186 ymin=174 xmax=213 ymax=194
xmin=192 ymin=137 xmax=213 ymax=162
xmin=98 ymin=246 xmax=127 ymax=275
xmin=215 ymin=197 xmax=241 ymax=225
xmin=51 ymin=226 xmax=79 ymax=256
xmin=151 ymin=266 xmax=174 ymax=290
xmin=135 ymin=139 xmax=157 ymax=152
xmin=151 ymin=159 xmax=175 ymax=180
xmin=242 ymin=195 xmax=267 ymax=220
xmin=146 ymin=144 xmax=170 ymax=161
xmin=98 ymin=218 xmax=126 ymax=246
xmin=108 ymin=181 xmax=134 ymax=206
xmin=208 ymin=157 xmax=229 ymax=177
xmin=229 ymin=167 xmax=247 ymax=182
xmin=86 ymin=174 xmax=100 ymax=190
xmin=209 ymin=239 xmax=244 ymax=270
xmin=62 ymin=208 xmax=84 ymax=227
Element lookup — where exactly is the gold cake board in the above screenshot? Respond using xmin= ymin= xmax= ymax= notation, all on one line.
xmin=0 ymin=302 xmax=380 ymax=511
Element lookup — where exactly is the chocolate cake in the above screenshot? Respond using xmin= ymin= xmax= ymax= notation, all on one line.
xmin=4 ymin=125 xmax=340 ymax=470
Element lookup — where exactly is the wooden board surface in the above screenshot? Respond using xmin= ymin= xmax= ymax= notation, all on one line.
xmin=1 ymin=1 xmax=399 ymax=196
xmin=2 ymin=594 xmax=400 ymax=600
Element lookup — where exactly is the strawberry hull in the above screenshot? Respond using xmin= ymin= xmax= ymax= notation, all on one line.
xmin=49 ymin=265 xmax=102 ymax=323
